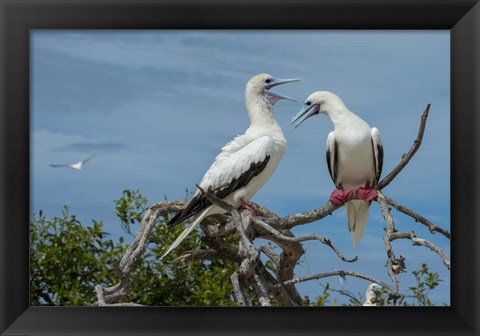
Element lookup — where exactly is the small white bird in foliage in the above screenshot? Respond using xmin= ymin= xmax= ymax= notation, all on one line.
xmin=291 ymin=91 xmax=383 ymax=247
xmin=363 ymin=283 xmax=381 ymax=306
xmin=160 ymin=73 xmax=300 ymax=260
xmin=49 ymin=155 xmax=95 ymax=171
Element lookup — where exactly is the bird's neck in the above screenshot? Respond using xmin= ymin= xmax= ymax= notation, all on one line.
xmin=245 ymin=93 xmax=286 ymax=144
xmin=245 ymin=93 xmax=279 ymax=128
xmin=324 ymin=98 xmax=361 ymax=129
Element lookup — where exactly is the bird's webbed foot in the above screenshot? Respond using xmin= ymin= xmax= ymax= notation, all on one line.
xmin=239 ymin=199 xmax=256 ymax=217
xmin=356 ymin=185 xmax=378 ymax=202
xmin=330 ymin=188 xmax=353 ymax=205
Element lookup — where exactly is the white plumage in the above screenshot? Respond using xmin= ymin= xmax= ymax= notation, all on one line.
xmin=291 ymin=91 xmax=383 ymax=247
xmin=363 ymin=283 xmax=381 ymax=306
xmin=160 ymin=73 xmax=300 ymax=260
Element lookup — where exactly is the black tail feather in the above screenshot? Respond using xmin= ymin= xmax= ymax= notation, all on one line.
xmin=167 ymin=210 xmax=193 ymax=228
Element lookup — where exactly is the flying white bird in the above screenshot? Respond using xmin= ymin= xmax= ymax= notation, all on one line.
xmin=363 ymin=283 xmax=381 ymax=306
xmin=49 ymin=155 xmax=95 ymax=170
xmin=291 ymin=91 xmax=383 ymax=247
xmin=160 ymin=74 xmax=300 ymax=260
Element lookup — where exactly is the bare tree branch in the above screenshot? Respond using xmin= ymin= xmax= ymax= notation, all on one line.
xmin=377 ymin=191 xmax=402 ymax=295
xmin=252 ymin=272 xmax=271 ymax=306
xmin=276 ymin=201 xmax=341 ymax=229
xmin=231 ymin=271 xmax=252 ymax=306
xmin=377 ymin=103 xmax=431 ymax=190
xmin=274 ymin=270 xmax=391 ymax=292
xmin=390 ymin=231 xmax=450 ymax=270
xmin=385 ymin=196 xmax=450 ymax=238
xmin=173 ymin=249 xmax=223 ymax=263
xmin=259 ymin=245 xmax=280 ymax=269
xmin=253 ymin=217 xmax=357 ymax=263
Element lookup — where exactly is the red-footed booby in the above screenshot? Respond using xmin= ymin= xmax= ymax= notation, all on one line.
xmin=49 ymin=155 xmax=95 ymax=170
xmin=363 ymin=283 xmax=381 ymax=306
xmin=160 ymin=74 xmax=300 ymax=260
xmin=291 ymin=91 xmax=383 ymax=247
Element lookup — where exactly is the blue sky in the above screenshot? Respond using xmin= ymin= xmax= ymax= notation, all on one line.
xmin=31 ymin=30 xmax=450 ymax=305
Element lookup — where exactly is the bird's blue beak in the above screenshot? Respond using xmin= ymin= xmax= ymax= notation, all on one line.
xmin=265 ymin=78 xmax=301 ymax=103
xmin=290 ymin=103 xmax=320 ymax=129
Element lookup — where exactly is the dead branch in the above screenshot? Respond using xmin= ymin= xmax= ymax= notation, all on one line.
xmin=230 ymin=271 xmax=252 ymax=306
xmin=173 ymin=249 xmax=223 ymax=263
xmin=276 ymin=201 xmax=341 ymax=229
xmin=385 ymin=196 xmax=450 ymax=238
xmin=377 ymin=191 xmax=402 ymax=295
xmin=252 ymin=272 xmax=271 ymax=306
xmin=274 ymin=270 xmax=391 ymax=292
xmin=259 ymin=245 xmax=280 ymax=268
xmin=377 ymin=103 xmax=431 ymax=190
xmin=390 ymin=231 xmax=450 ymax=269
xmin=252 ymin=217 xmax=357 ymax=263
xmin=200 ymin=219 xmax=236 ymax=237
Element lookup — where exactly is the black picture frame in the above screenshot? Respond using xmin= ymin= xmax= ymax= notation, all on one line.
xmin=1 ymin=1 xmax=478 ymax=335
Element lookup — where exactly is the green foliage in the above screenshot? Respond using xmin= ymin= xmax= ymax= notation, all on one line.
xmin=30 ymin=207 xmax=124 ymax=305
xmin=114 ymin=189 xmax=148 ymax=234
xmin=403 ymin=262 xmax=443 ymax=306
xmin=30 ymin=190 xmax=239 ymax=306
xmin=123 ymin=214 xmax=238 ymax=306
xmin=310 ymin=283 xmax=332 ymax=306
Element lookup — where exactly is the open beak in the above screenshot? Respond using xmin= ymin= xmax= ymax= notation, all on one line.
xmin=290 ymin=103 xmax=320 ymax=129
xmin=265 ymin=78 xmax=301 ymax=102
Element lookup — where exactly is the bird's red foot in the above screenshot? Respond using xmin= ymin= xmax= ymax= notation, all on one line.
xmin=239 ymin=201 xmax=256 ymax=217
xmin=356 ymin=186 xmax=378 ymax=202
xmin=330 ymin=189 xmax=353 ymax=205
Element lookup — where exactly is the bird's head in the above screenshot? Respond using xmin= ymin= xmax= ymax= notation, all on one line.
xmin=246 ymin=73 xmax=300 ymax=105
xmin=290 ymin=91 xmax=340 ymax=129
xmin=363 ymin=283 xmax=382 ymax=306
xmin=366 ymin=283 xmax=382 ymax=299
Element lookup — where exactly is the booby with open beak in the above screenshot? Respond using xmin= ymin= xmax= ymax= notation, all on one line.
xmin=160 ymin=74 xmax=300 ymax=260
xmin=291 ymin=91 xmax=383 ymax=247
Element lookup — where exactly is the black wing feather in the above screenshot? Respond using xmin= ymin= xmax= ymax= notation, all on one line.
xmin=376 ymin=144 xmax=384 ymax=182
xmin=326 ymin=140 xmax=339 ymax=187
xmin=372 ymin=139 xmax=384 ymax=184
xmin=167 ymin=155 xmax=271 ymax=228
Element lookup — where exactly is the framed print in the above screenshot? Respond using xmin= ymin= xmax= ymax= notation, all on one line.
xmin=1 ymin=1 xmax=479 ymax=335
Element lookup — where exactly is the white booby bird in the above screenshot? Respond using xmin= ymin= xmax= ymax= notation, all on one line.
xmin=362 ymin=283 xmax=381 ymax=306
xmin=291 ymin=91 xmax=383 ymax=247
xmin=160 ymin=73 xmax=300 ymax=260
xmin=49 ymin=155 xmax=95 ymax=171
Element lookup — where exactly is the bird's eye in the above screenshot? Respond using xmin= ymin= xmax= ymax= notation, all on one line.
xmin=265 ymin=78 xmax=272 ymax=84
xmin=306 ymin=101 xmax=312 ymax=106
